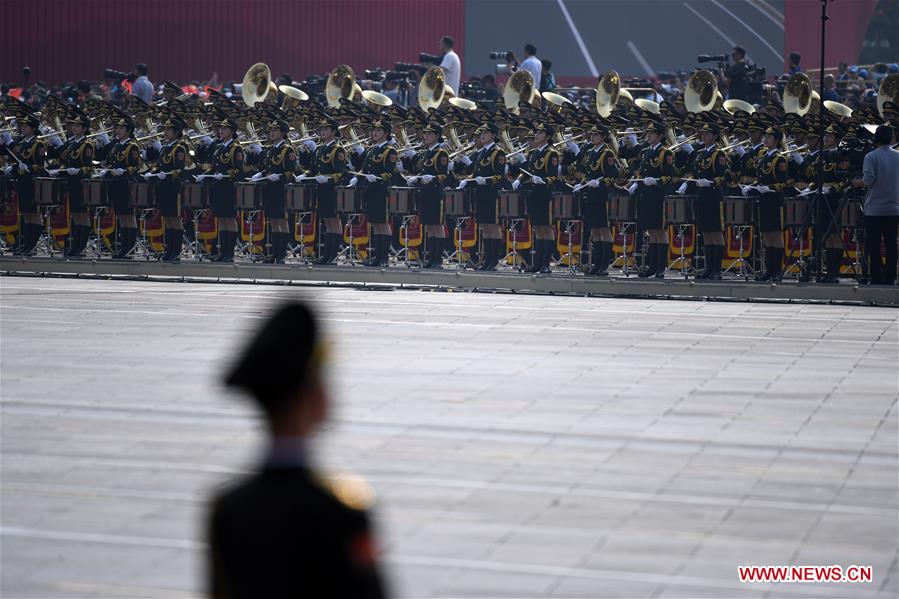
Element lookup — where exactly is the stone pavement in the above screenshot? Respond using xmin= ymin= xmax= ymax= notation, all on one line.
xmin=1 ymin=277 xmax=896 ymax=598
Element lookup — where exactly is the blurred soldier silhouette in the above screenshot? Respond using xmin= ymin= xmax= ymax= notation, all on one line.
xmin=208 ymin=302 xmax=386 ymax=598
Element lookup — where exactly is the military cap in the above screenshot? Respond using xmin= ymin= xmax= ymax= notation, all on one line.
xmin=421 ymin=122 xmax=442 ymax=136
xmin=68 ymin=113 xmax=91 ymax=128
xmin=764 ymin=126 xmax=784 ymax=142
xmin=224 ymin=302 xmax=324 ymax=410
xmin=371 ymin=119 xmax=391 ymax=135
xmin=218 ymin=117 xmax=238 ymax=131
xmin=823 ymin=124 xmax=840 ymax=136
xmin=533 ymin=122 xmax=555 ymax=138
xmin=321 ymin=117 xmax=340 ymax=132
xmin=114 ymin=117 xmax=135 ymax=131
xmin=697 ymin=122 xmax=719 ymax=135
xmin=163 ymin=80 xmax=182 ymax=95
xmin=477 ymin=122 xmax=499 ymax=137
xmin=646 ymin=120 xmax=667 ymax=135
xmin=162 ymin=117 xmax=186 ymax=132
xmin=747 ymin=117 xmax=766 ymax=132
xmin=21 ymin=114 xmax=41 ymax=130
xmin=587 ymin=122 xmax=609 ymax=135
xmin=268 ymin=118 xmax=289 ymax=133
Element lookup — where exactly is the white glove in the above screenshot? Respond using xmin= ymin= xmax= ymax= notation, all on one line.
xmin=643 ymin=176 xmax=658 ymax=186
xmin=400 ymin=149 xmax=415 ymax=160
xmin=213 ymin=173 xmax=224 ymax=180
xmin=756 ymin=185 xmax=771 ymax=193
xmin=734 ymin=145 xmax=746 ymax=157
xmin=66 ymin=167 xmax=80 ymax=175
xmin=459 ymin=155 xmax=472 ymax=166
xmin=351 ymin=144 xmax=364 ymax=155
xmin=47 ymin=169 xmax=60 ymax=176
xmin=588 ymin=178 xmax=600 ymax=188
xmin=248 ymin=143 xmax=263 ymax=155
xmin=97 ymin=169 xmax=110 ymax=177
xmin=507 ymin=153 xmax=522 ymax=165
xmin=199 ymin=135 xmax=213 ymax=146
xmin=676 ymin=181 xmax=688 ymax=195
xmin=365 ymin=174 xmax=377 ymax=183
xmin=150 ymin=139 xmax=162 ymax=151
xmin=791 ymin=152 xmax=803 ymax=164
xmin=302 ymin=139 xmax=316 ymax=152
xmin=48 ymin=135 xmax=63 ymax=148
xmin=696 ymin=178 xmax=712 ymax=188
xmin=111 ymin=168 xmax=125 ymax=176
xmin=3 ymin=165 xmax=13 ymax=174
xmin=420 ymin=174 xmax=434 ymax=184
xmin=0 ymin=132 xmax=13 ymax=145
xmin=315 ymin=175 xmax=329 ymax=184
xmin=531 ymin=175 xmax=545 ymax=185
xmin=624 ymin=133 xmax=638 ymax=147
xmin=405 ymin=175 xmax=419 ymax=184
xmin=680 ymin=143 xmax=694 ymax=154
xmin=741 ymin=185 xmax=751 ymax=197
xmin=140 ymin=149 xmax=147 ymax=161
xmin=348 ymin=176 xmax=358 ymax=187
xmin=565 ymin=141 xmax=579 ymax=154
xmin=250 ymin=171 xmax=263 ymax=181
xmin=475 ymin=176 xmax=486 ymax=185
xmin=822 ymin=185 xmax=832 ymax=194
xmin=458 ymin=178 xmax=469 ymax=188
xmin=511 ymin=179 xmax=521 ymax=191
xmin=627 ymin=182 xmax=639 ymax=195
xmin=96 ymin=132 xmax=110 ymax=146
xmin=156 ymin=172 xmax=167 ymax=179
xmin=266 ymin=173 xmax=281 ymax=182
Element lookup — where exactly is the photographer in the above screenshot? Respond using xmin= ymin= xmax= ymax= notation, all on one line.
xmin=519 ymin=43 xmax=541 ymax=87
xmin=131 ymin=63 xmax=153 ymax=103
xmin=438 ymin=36 xmax=461 ymax=95
xmin=724 ymin=46 xmax=752 ymax=101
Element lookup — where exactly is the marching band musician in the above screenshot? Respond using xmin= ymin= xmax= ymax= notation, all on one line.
xmin=97 ymin=117 xmax=143 ymax=259
xmin=738 ymin=118 xmax=767 ymax=186
xmin=576 ymin=123 xmax=618 ymax=277
xmin=684 ymin=123 xmax=730 ymax=280
xmin=800 ymin=125 xmax=849 ymax=283
xmin=405 ymin=122 xmax=451 ymax=268
xmin=349 ymin=119 xmax=397 ymax=267
xmin=512 ymin=123 xmax=559 ymax=273
xmin=304 ymin=117 xmax=347 ymax=265
xmin=2 ymin=114 xmax=47 ymax=255
xmin=252 ymin=118 xmax=297 ymax=263
xmin=48 ymin=114 xmax=97 ymax=258
xmin=749 ymin=127 xmax=789 ymax=281
xmin=459 ymin=122 xmax=505 ymax=271
xmin=204 ymin=118 xmax=245 ymax=263
xmin=632 ymin=121 xmax=675 ymax=278
xmin=145 ymin=117 xmax=191 ymax=262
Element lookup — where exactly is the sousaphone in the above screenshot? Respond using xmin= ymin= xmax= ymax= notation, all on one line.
xmin=595 ymin=70 xmax=620 ymax=118
xmin=241 ymin=62 xmax=278 ymax=107
xmin=783 ymin=72 xmax=812 ymax=116
xmin=418 ymin=66 xmax=446 ymax=112
xmin=685 ymin=69 xmax=717 ymax=113
xmin=877 ymin=73 xmax=899 ymax=119
xmin=325 ymin=65 xmax=357 ymax=108
xmin=504 ymin=70 xmax=540 ymax=113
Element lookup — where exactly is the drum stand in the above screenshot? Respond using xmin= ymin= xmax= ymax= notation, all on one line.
xmin=391 ymin=214 xmax=418 ymax=268
xmin=666 ymin=223 xmax=694 ymax=279
xmin=36 ymin=204 xmax=59 ymax=257
xmin=446 ymin=216 xmax=472 ymax=268
xmin=288 ymin=211 xmax=314 ymax=265
xmin=240 ymin=209 xmax=261 ymax=263
xmin=722 ymin=224 xmax=754 ymax=280
xmin=84 ymin=207 xmax=108 ymax=259
xmin=335 ymin=213 xmax=363 ymax=265
xmin=128 ymin=208 xmax=157 ymax=260
xmin=499 ymin=218 xmax=526 ymax=272
xmin=558 ymin=220 xmax=579 ymax=275
xmin=615 ymin=221 xmax=637 ymax=277
xmin=784 ymin=225 xmax=812 ymax=280
xmin=183 ymin=209 xmax=207 ymax=261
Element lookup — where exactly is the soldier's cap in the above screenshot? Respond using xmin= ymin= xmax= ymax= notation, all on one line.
xmin=21 ymin=114 xmax=41 ymax=130
xmin=224 ymin=302 xmax=325 ymax=411
xmin=321 ymin=117 xmax=340 ymax=131
xmin=114 ymin=117 xmax=135 ymax=131
xmin=587 ymin=123 xmax=609 ymax=135
xmin=824 ymin=124 xmax=841 ymax=136
xmin=533 ymin=122 xmax=555 ymax=138
xmin=646 ymin=120 xmax=667 ymax=135
xmin=217 ymin=118 xmax=238 ymax=131
xmin=476 ymin=122 xmax=499 ymax=136
xmin=267 ymin=118 xmax=289 ymax=133
xmin=764 ymin=126 xmax=784 ymax=141
xmin=372 ymin=119 xmax=391 ymax=135
xmin=162 ymin=117 xmax=186 ymax=132
xmin=697 ymin=122 xmax=719 ymax=135
xmin=732 ymin=122 xmax=748 ymax=134
xmin=421 ymin=122 xmax=442 ymax=136
xmin=747 ymin=118 xmax=766 ymax=132
xmin=163 ymin=80 xmax=182 ymax=95
xmin=67 ymin=114 xmax=91 ymax=128
xmin=883 ymin=101 xmax=898 ymax=113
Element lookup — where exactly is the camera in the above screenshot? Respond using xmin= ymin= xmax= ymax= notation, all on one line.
xmin=490 ymin=51 xmax=513 ymax=61
xmin=104 ymin=68 xmax=128 ymax=80
xmin=394 ymin=62 xmax=428 ymax=74
xmin=697 ymin=54 xmax=728 ymax=64
xmin=364 ymin=69 xmax=385 ymax=82
xmin=384 ymin=71 xmax=411 ymax=82
xmin=495 ymin=64 xmax=514 ymax=76
xmin=419 ymin=52 xmax=442 ymax=66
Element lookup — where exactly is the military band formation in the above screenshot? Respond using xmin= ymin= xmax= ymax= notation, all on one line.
xmin=2 ymin=63 xmax=898 ymax=283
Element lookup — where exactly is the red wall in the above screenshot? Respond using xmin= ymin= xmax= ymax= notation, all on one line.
xmin=1 ymin=0 xmax=465 ymax=86
xmin=783 ymin=0 xmax=877 ymax=71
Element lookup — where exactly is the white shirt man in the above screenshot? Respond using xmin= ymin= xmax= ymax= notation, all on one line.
xmin=439 ymin=37 xmax=461 ymax=96
xmin=131 ymin=75 xmax=153 ymax=104
xmin=520 ymin=55 xmax=542 ymax=87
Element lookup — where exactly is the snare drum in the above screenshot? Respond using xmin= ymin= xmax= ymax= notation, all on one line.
xmin=82 ymin=180 xmax=108 ymax=207
xmin=182 ymin=182 xmax=206 ymax=209
xmin=285 ymin=183 xmax=316 ymax=212
xmin=784 ymin=198 xmax=811 ymax=226
xmin=839 ymin=200 xmax=861 ymax=228
xmin=664 ymin=194 xmax=694 ymax=225
xmin=335 ymin=186 xmax=362 ymax=212
xmin=498 ymin=190 xmax=526 ymax=218
xmin=387 ymin=186 xmax=419 ymax=214
xmin=235 ymin=182 xmax=261 ymax=210
xmin=442 ymin=189 xmax=470 ymax=217
xmin=723 ymin=196 xmax=752 ymax=225
xmin=34 ymin=177 xmax=61 ymax=206
xmin=551 ymin=192 xmax=578 ymax=220
xmin=607 ymin=190 xmax=635 ymax=222
xmin=130 ymin=182 xmax=156 ymax=208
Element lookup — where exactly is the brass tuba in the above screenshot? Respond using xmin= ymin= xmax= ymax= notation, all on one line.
xmin=504 ymin=70 xmax=539 ymax=113
xmin=877 ymin=73 xmax=899 ymax=120
xmin=595 ymin=70 xmax=620 ymax=117
xmin=241 ymin=63 xmax=278 ymax=107
xmin=325 ymin=65 xmax=356 ymax=108
xmin=684 ymin=69 xmax=717 ymax=113
xmin=418 ymin=66 xmax=446 ymax=112
xmin=783 ymin=72 xmax=812 ymax=116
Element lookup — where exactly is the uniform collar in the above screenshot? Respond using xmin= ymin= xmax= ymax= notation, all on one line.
xmin=429 ymin=143 xmax=441 ymax=151
xmin=274 ymin=139 xmax=284 ymax=149
xmin=222 ymin=138 xmax=233 ymax=148
xmin=592 ymin=143 xmax=605 ymax=151
xmin=766 ymin=148 xmax=777 ymax=156
xmin=324 ymin=139 xmax=336 ymax=147
xmin=651 ymin=142 xmax=661 ymax=151
xmin=482 ymin=141 xmax=495 ymax=152
xmin=22 ymin=135 xmax=35 ymax=143
xmin=536 ymin=143 xmax=548 ymax=152
xmin=72 ymin=135 xmax=85 ymax=143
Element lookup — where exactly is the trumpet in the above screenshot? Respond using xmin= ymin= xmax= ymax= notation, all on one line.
xmin=718 ymin=138 xmax=751 ymax=152
xmin=778 ymin=144 xmax=808 ymax=156
xmin=448 ymin=142 xmax=476 ymax=159
xmin=551 ymin=133 xmax=585 ymax=149
xmin=135 ymin=131 xmax=166 ymax=143
xmin=668 ymin=134 xmax=698 ymax=151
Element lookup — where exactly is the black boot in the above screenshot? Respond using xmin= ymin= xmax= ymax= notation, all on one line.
xmin=705 ymin=245 xmax=723 ymax=280
xmin=757 ymin=247 xmax=782 ymax=282
xmin=539 ymin=240 xmax=554 ymax=273
xmin=771 ymin=248 xmax=783 ymax=282
xmin=819 ymin=248 xmax=842 ymax=283
xmin=215 ymin=231 xmax=235 ymax=262
xmin=477 ymin=239 xmax=498 ymax=271
xmin=113 ymin=228 xmax=137 ymax=259
xmin=364 ymin=235 xmax=381 ymax=266
xmin=67 ymin=225 xmax=91 ymax=258
xmin=165 ymin=229 xmax=183 ymax=262
xmin=590 ymin=241 xmax=611 ymax=276
xmin=15 ymin=223 xmax=37 ymax=255
xmin=316 ymin=233 xmax=337 ymax=265
xmin=639 ymin=244 xmax=658 ymax=278
xmin=274 ymin=232 xmax=288 ymax=263
xmin=654 ymin=242 xmax=668 ymax=278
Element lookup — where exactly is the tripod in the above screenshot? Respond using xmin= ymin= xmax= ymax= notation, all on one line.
xmin=498 ymin=217 xmax=527 ymax=271
xmin=446 ymin=216 xmax=472 ymax=267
